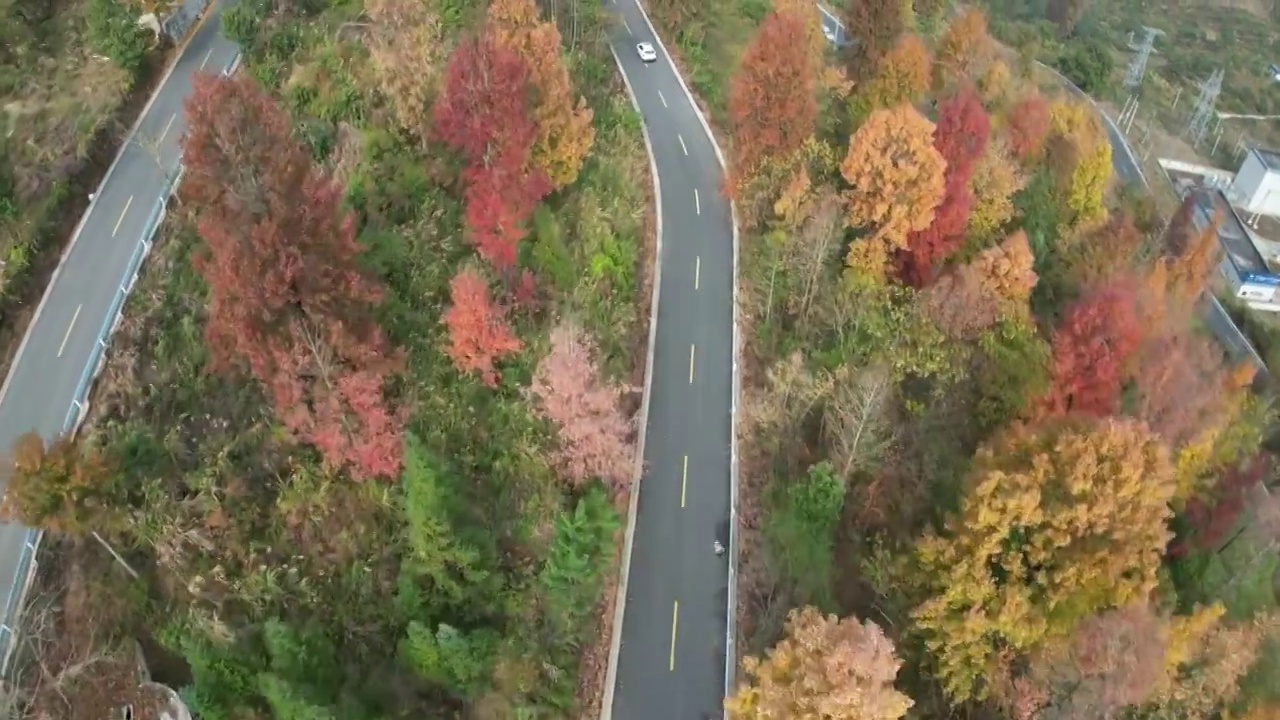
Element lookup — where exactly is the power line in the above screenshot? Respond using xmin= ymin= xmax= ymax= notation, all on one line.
xmin=1187 ymin=68 xmax=1225 ymax=148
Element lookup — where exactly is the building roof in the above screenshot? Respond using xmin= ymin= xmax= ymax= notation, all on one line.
xmin=1188 ymin=187 xmax=1270 ymax=276
xmin=1158 ymin=158 xmax=1279 ymax=277
xmin=1254 ymin=147 xmax=1280 ymax=172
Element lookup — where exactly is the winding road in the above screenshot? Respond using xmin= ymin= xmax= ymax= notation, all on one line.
xmin=0 ymin=5 xmax=238 ymax=667
xmin=603 ymin=1 xmax=737 ymax=719
xmin=603 ymin=5 xmax=1265 ymax=720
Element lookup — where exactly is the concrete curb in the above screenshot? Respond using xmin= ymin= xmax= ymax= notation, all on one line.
xmin=601 ymin=42 xmax=665 ymax=720
xmin=622 ymin=0 xmax=744 ymax=708
xmin=0 ymin=1 xmax=221 ymax=410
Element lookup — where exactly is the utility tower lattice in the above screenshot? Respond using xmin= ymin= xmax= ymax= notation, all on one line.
xmin=1123 ymin=26 xmax=1164 ymax=91
xmin=1187 ymin=68 xmax=1225 ymax=148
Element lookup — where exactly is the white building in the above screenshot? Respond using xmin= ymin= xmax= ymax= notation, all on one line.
xmin=1230 ymin=147 xmax=1280 ymax=224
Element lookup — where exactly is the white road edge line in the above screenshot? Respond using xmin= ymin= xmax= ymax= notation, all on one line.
xmin=681 ymin=454 xmax=688 ymax=508
xmin=57 ymin=305 xmax=82 ymax=359
xmin=112 ymin=196 xmax=134 ymax=237
xmin=616 ymin=0 xmax=744 ymax=705
xmin=601 ymin=0 xmax=747 ymax=707
xmin=601 ymin=40 xmax=667 ymax=720
xmin=679 ymin=135 xmax=688 ymax=155
xmin=0 ymin=15 xmax=211 ymax=409
xmin=669 ymin=601 xmax=679 ymax=672
xmin=158 ymin=112 xmax=178 ymax=144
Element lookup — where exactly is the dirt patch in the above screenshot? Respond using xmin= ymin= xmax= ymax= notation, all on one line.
xmin=10 ymin=540 xmax=174 ymax=720
xmin=0 ymin=45 xmax=177 ymax=397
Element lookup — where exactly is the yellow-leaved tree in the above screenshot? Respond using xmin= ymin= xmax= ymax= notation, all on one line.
xmin=921 ymin=229 xmax=1037 ymax=340
xmin=488 ymin=0 xmax=595 ymax=189
xmin=934 ymin=8 xmax=994 ymax=89
xmin=979 ymin=59 xmax=1013 ymax=108
xmin=911 ymin=416 xmax=1176 ymax=702
xmin=965 ymin=138 xmax=1027 ymax=247
xmin=725 ymin=606 xmax=914 ymax=720
xmin=841 ymin=104 xmax=946 ymax=280
xmin=365 ymin=0 xmax=449 ymax=140
xmin=850 ymin=33 xmax=932 ymax=124
xmin=1048 ymin=98 xmax=1112 ymax=229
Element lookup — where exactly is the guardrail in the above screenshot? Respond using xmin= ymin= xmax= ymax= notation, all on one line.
xmin=0 ymin=52 xmax=239 ymax=676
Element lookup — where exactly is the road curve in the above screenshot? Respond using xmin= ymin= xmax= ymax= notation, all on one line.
xmin=603 ymin=1 xmax=737 ymax=718
xmin=0 ymin=3 xmax=239 ymax=659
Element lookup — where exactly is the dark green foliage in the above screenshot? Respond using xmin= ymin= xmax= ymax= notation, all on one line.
xmin=539 ymin=486 xmax=620 ymax=636
xmin=765 ymin=462 xmax=845 ymax=609
xmin=529 ymin=205 xmax=576 ymax=295
xmin=221 ymin=0 xmax=271 ymax=48
xmin=1015 ymin=169 xmax=1068 ymax=316
xmin=87 ymin=0 xmax=149 ymax=76
xmin=400 ymin=621 xmax=499 ymax=699
xmin=1054 ymin=36 xmax=1113 ymax=95
xmin=974 ymin=318 xmax=1052 ymax=433
xmin=399 ymin=433 xmax=494 ymax=613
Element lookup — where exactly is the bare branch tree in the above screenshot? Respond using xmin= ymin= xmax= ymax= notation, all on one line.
xmin=823 ymin=364 xmax=895 ymax=481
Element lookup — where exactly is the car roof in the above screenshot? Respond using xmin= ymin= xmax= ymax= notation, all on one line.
xmin=638 ymin=42 xmax=652 ymax=48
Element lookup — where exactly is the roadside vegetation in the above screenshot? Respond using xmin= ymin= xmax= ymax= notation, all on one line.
xmin=0 ymin=0 xmax=653 ymax=716
xmin=0 ymin=0 xmax=161 ymax=377
xmin=715 ymin=1 xmax=1280 ymax=719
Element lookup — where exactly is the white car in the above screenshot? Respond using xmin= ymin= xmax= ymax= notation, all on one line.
xmin=637 ymin=42 xmax=658 ymax=63
xmin=822 ymin=25 xmax=837 ymax=43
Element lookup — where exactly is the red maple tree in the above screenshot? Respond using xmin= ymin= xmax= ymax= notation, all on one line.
xmin=1038 ymin=279 xmax=1143 ymax=417
xmin=530 ymin=323 xmax=635 ymax=492
xmin=442 ymin=267 xmax=523 ymax=386
xmin=1005 ymin=94 xmax=1050 ymax=161
xmin=728 ymin=9 xmax=818 ymax=183
xmin=933 ymin=85 xmax=990 ymax=178
xmin=1132 ymin=328 xmax=1234 ymax=448
xmin=182 ymin=73 xmax=403 ymax=481
xmin=434 ymin=33 xmax=550 ymax=271
xmin=897 ymin=86 xmax=990 ymax=286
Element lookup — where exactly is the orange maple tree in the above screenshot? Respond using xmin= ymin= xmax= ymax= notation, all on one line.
xmin=729 ymin=9 xmax=818 ymax=186
xmin=934 ymin=8 xmax=993 ymax=89
xmin=726 ymin=606 xmax=914 ymax=720
xmin=853 ymin=33 xmax=932 ymax=122
xmin=841 ymin=104 xmax=946 ymax=279
xmin=1005 ymin=93 xmax=1051 ymax=161
xmin=922 ymin=229 xmax=1038 ymax=339
xmin=442 ymin=267 xmax=523 ymax=386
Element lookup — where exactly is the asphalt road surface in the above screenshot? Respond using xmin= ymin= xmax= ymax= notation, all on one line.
xmin=605 ymin=1 xmax=736 ymax=718
xmin=0 ymin=6 xmax=239 ymax=626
